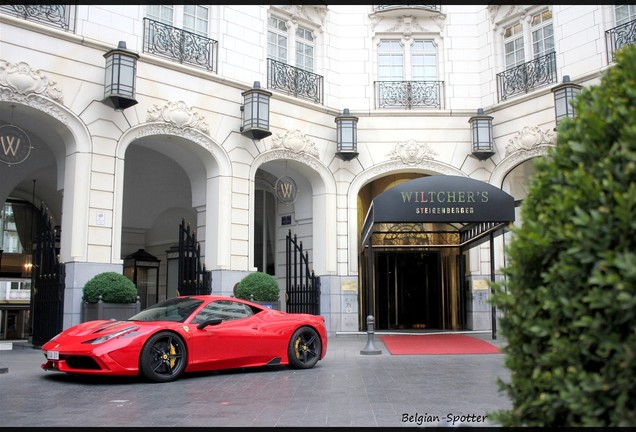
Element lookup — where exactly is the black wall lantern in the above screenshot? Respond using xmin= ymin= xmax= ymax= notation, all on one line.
xmin=103 ymin=41 xmax=139 ymax=111
xmin=335 ymin=108 xmax=359 ymax=161
xmin=552 ymin=75 xmax=581 ymax=127
xmin=240 ymin=81 xmax=272 ymax=140
xmin=469 ymin=108 xmax=495 ymax=160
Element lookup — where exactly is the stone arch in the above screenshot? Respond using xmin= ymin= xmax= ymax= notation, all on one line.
xmin=489 ymin=145 xmax=553 ymax=189
xmin=251 ymin=148 xmax=337 ymax=275
xmin=489 ymin=126 xmax=556 ymax=188
xmin=346 ymin=159 xmax=467 ymax=274
xmin=0 ymin=83 xmax=92 ymax=264
xmin=115 ymin=122 xmax=233 ymax=269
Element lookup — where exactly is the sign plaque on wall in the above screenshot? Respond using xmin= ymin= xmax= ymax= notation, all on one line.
xmin=0 ymin=125 xmax=32 ymax=166
xmin=275 ymin=175 xmax=297 ymax=204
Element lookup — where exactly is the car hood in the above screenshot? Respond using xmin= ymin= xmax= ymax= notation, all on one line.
xmin=60 ymin=320 xmax=139 ymax=337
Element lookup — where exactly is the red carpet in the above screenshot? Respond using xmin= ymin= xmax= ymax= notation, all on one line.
xmin=379 ymin=334 xmax=501 ymax=355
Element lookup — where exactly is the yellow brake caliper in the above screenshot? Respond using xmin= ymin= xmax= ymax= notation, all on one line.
xmin=294 ymin=337 xmax=305 ymax=359
xmin=169 ymin=344 xmax=177 ymax=369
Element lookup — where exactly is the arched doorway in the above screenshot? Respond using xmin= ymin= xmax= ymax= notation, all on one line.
xmin=359 ymin=175 xmax=515 ymax=331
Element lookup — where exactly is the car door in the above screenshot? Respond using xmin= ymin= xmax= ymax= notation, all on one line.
xmin=187 ymin=299 xmax=266 ymax=371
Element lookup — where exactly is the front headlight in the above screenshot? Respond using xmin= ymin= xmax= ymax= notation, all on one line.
xmin=83 ymin=325 xmax=140 ymax=345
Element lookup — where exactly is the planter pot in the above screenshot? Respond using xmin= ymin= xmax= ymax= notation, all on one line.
xmin=253 ymin=300 xmax=281 ymax=311
xmin=81 ymin=297 xmax=141 ymax=322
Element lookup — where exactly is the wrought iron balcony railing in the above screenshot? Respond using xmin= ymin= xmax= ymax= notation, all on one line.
xmin=373 ymin=5 xmax=441 ymax=12
xmin=0 ymin=4 xmax=75 ymax=32
xmin=143 ymin=18 xmax=218 ymax=73
xmin=496 ymin=51 xmax=557 ymax=102
xmin=375 ymin=80 xmax=444 ymax=109
xmin=606 ymin=18 xmax=636 ymax=63
xmin=267 ymin=58 xmax=324 ymax=104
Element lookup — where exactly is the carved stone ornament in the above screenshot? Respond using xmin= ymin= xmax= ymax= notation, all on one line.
xmin=273 ymin=5 xmax=327 ymax=27
xmin=0 ymin=60 xmax=64 ymax=103
xmin=271 ymin=129 xmax=319 ymax=157
xmin=505 ymin=126 xmax=556 ymax=156
xmin=388 ymin=139 xmax=438 ymax=165
xmin=146 ymin=101 xmax=209 ymax=134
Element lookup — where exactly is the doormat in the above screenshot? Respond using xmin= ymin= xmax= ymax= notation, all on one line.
xmin=378 ymin=334 xmax=501 ymax=355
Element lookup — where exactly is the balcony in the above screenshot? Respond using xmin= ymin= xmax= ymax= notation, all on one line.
xmin=143 ymin=18 xmax=218 ymax=73
xmin=496 ymin=51 xmax=557 ymax=102
xmin=267 ymin=58 xmax=324 ymax=104
xmin=375 ymin=80 xmax=444 ymax=109
xmin=0 ymin=4 xmax=75 ymax=32
xmin=373 ymin=5 xmax=440 ymax=12
xmin=606 ymin=18 xmax=636 ymax=63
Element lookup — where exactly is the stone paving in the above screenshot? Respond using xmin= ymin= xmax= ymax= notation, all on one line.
xmin=0 ymin=332 xmax=511 ymax=428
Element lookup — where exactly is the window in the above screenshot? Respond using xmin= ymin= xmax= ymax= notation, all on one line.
xmin=504 ymin=23 xmax=525 ymax=68
xmin=268 ymin=16 xmax=288 ymax=64
xmin=147 ymin=5 xmax=173 ymax=25
xmin=192 ymin=300 xmax=254 ymax=324
xmin=615 ymin=4 xmax=636 ymax=26
xmin=268 ymin=15 xmax=315 ymax=73
xmin=531 ymin=10 xmax=554 ymax=58
xmin=183 ymin=5 xmax=209 ymax=36
xmin=502 ymin=9 xmax=554 ymax=70
xmin=146 ymin=5 xmax=209 ymax=36
xmin=411 ymin=40 xmax=438 ymax=81
xmin=378 ymin=40 xmax=404 ymax=81
xmin=295 ymin=26 xmax=314 ymax=71
xmin=378 ymin=39 xmax=438 ymax=81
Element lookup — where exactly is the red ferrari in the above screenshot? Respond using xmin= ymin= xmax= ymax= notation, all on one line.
xmin=41 ymin=295 xmax=328 ymax=383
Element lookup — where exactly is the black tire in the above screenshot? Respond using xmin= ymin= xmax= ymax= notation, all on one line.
xmin=139 ymin=331 xmax=187 ymax=383
xmin=288 ymin=326 xmax=321 ymax=369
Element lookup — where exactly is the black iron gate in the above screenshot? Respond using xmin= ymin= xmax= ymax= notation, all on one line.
xmin=285 ymin=229 xmax=320 ymax=315
xmin=30 ymin=205 xmax=65 ymax=347
xmin=177 ymin=219 xmax=211 ymax=296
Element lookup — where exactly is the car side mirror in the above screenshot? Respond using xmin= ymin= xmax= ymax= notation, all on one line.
xmin=196 ymin=318 xmax=222 ymax=330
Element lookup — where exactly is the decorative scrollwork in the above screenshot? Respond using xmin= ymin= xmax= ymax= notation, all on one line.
xmin=388 ymin=139 xmax=438 ymax=164
xmin=376 ymin=81 xmax=443 ymax=109
xmin=0 ymin=60 xmax=64 ymax=104
xmin=143 ymin=18 xmax=218 ymax=72
xmin=267 ymin=58 xmax=323 ymax=104
xmin=146 ymin=101 xmax=209 ymax=134
xmin=0 ymin=4 xmax=74 ymax=31
xmin=606 ymin=19 xmax=636 ymax=63
xmin=496 ymin=52 xmax=557 ymax=101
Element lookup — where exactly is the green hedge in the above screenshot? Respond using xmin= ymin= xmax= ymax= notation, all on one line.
xmin=235 ymin=272 xmax=280 ymax=302
xmin=82 ymin=271 xmax=138 ymax=304
xmin=489 ymin=45 xmax=636 ymax=426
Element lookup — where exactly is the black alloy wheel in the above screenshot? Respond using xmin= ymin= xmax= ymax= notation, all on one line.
xmin=288 ymin=326 xmax=321 ymax=369
xmin=139 ymin=331 xmax=187 ymax=383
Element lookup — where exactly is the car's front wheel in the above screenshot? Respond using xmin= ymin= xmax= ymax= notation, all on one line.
xmin=139 ymin=331 xmax=187 ymax=383
xmin=288 ymin=326 xmax=321 ymax=369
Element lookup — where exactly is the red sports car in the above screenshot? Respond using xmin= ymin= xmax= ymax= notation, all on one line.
xmin=41 ymin=295 xmax=328 ymax=383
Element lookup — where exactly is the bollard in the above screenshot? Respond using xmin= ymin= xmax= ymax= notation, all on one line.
xmin=360 ymin=315 xmax=382 ymax=355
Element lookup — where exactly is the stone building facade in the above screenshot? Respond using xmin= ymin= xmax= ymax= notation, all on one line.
xmin=0 ymin=5 xmax=631 ymax=338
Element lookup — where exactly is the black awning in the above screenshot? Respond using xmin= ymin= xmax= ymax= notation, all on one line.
xmin=361 ymin=175 xmax=515 ymax=248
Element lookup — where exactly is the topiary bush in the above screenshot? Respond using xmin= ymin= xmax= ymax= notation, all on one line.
xmin=234 ymin=272 xmax=280 ymax=302
xmin=489 ymin=44 xmax=636 ymax=427
xmin=83 ymin=271 xmax=138 ymax=304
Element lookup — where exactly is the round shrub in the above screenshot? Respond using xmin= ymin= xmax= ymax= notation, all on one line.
xmin=490 ymin=45 xmax=636 ymax=427
xmin=235 ymin=272 xmax=280 ymax=302
xmin=83 ymin=271 xmax=138 ymax=304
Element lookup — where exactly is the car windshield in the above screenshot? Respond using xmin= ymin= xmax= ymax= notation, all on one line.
xmin=128 ymin=297 xmax=204 ymax=322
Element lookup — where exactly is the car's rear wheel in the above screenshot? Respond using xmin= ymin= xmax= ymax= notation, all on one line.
xmin=139 ymin=331 xmax=187 ymax=383
xmin=288 ymin=326 xmax=321 ymax=369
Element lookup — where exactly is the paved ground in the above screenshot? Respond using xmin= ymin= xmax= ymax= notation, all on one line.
xmin=0 ymin=332 xmax=511 ymax=428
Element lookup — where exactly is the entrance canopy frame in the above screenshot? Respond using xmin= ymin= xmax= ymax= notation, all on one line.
xmin=359 ymin=175 xmax=516 ymax=339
